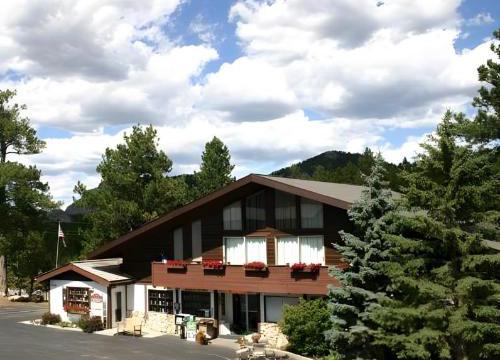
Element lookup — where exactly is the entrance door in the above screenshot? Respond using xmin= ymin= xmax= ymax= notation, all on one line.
xmin=232 ymin=294 xmax=260 ymax=333
xmin=115 ymin=291 xmax=122 ymax=322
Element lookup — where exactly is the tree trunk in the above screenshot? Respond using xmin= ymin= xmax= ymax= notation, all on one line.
xmin=0 ymin=255 xmax=7 ymax=297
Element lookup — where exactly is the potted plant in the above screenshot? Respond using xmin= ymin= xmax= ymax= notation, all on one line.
xmin=202 ymin=260 xmax=225 ymax=271
xmin=166 ymin=260 xmax=187 ymax=269
xmin=244 ymin=261 xmax=267 ymax=272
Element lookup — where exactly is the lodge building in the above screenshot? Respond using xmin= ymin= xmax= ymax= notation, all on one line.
xmin=36 ymin=174 xmax=364 ymax=336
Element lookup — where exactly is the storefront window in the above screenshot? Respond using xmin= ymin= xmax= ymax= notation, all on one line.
xmin=148 ymin=290 xmax=174 ymax=314
xmin=63 ymin=287 xmax=90 ymax=314
xmin=264 ymin=296 xmax=299 ymax=323
xmin=181 ymin=291 xmax=211 ymax=317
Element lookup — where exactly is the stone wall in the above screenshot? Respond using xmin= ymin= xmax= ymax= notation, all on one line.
xmin=132 ymin=311 xmax=176 ymax=335
xmin=258 ymin=322 xmax=289 ymax=350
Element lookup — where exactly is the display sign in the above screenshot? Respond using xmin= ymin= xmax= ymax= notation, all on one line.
xmin=91 ymin=293 xmax=103 ymax=303
xmin=186 ymin=320 xmax=197 ymax=342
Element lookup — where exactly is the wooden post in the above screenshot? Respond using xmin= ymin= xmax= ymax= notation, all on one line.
xmin=0 ymin=255 xmax=6 ymax=297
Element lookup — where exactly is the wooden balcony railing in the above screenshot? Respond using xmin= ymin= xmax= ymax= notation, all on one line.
xmin=151 ymin=262 xmax=340 ymax=295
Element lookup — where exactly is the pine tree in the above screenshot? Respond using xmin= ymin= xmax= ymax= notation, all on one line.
xmin=75 ymin=125 xmax=187 ymax=252
xmin=194 ymin=136 xmax=234 ymax=197
xmin=326 ymin=154 xmax=394 ymax=359
xmin=455 ymin=29 xmax=500 ymax=145
xmin=368 ymin=209 xmax=459 ymax=360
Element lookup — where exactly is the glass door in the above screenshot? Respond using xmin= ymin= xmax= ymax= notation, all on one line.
xmin=115 ymin=291 xmax=122 ymax=322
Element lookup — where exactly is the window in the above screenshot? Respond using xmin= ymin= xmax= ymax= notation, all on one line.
xmin=173 ymin=227 xmax=183 ymax=260
xmin=223 ymin=201 xmax=242 ymax=230
xmin=192 ymin=220 xmax=202 ymax=260
xmin=181 ymin=291 xmax=211 ymax=317
xmin=275 ymin=191 xmax=296 ymax=229
xmin=148 ymin=290 xmax=174 ymax=313
xmin=300 ymin=198 xmax=323 ymax=228
xmin=265 ymin=296 xmax=299 ymax=323
xmin=246 ymin=237 xmax=267 ymax=263
xmin=225 ymin=236 xmax=267 ymax=264
xmin=63 ymin=287 xmax=90 ymax=313
xmin=246 ymin=191 xmax=266 ymax=231
xmin=276 ymin=236 xmax=324 ymax=265
xmin=276 ymin=236 xmax=300 ymax=265
xmin=299 ymin=236 xmax=324 ymax=264
xmin=225 ymin=237 xmax=245 ymax=264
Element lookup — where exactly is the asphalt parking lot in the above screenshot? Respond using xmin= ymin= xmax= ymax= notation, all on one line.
xmin=0 ymin=301 xmax=236 ymax=360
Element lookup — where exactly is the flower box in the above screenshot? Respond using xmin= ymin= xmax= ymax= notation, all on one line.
xmin=244 ymin=261 xmax=267 ymax=272
xmin=166 ymin=260 xmax=187 ymax=269
xmin=64 ymin=304 xmax=90 ymax=314
xmin=202 ymin=260 xmax=225 ymax=270
xmin=291 ymin=263 xmax=321 ymax=273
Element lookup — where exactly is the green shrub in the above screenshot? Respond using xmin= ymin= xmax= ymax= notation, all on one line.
xmin=41 ymin=312 xmax=61 ymax=325
xmin=279 ymin=298 xmax=331 ymax=357
xmin=78 ymin=315 xmax=104 ymax=333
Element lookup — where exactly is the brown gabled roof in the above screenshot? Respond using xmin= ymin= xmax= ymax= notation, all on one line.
xmin=36 ymin=258 xmax=134 ymax=286
xmin=88 ymin=174 xmax=373 ymax=259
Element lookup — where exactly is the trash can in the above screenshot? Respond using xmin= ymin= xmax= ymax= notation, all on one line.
xmin=198 ymin=318 xmax=216 ymax=339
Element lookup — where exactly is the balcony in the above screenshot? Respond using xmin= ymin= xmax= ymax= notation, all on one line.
xmin=151 ymin=262 xmax=340 ymax=295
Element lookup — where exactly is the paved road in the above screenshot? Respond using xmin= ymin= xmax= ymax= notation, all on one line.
xmin=0 ymin=302 xmax=236 ymax=360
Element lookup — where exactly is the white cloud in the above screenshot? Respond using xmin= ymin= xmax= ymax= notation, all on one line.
xmin=1 ymin=0 xmax=496 ymax=206
xmin=466 ymin=12 xmax=495 ymax=26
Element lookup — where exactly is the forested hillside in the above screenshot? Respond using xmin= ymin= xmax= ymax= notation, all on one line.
xmin=271 ymin=148 xmax=412 ymax=191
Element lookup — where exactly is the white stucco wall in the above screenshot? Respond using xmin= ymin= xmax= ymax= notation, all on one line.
xmin=49 ymin=279 xmax=107 ymax=323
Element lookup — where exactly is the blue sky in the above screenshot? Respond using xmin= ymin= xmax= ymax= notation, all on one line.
xmin=0 ymin=0 xmax=498 ymax=206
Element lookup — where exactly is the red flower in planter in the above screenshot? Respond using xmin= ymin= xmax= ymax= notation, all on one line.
xmin=307 ymin=263 xmax=322 ymax=272
xmin=202 ymin=260 xmax=224 ymax=270
xmin=244 ymin=261 xmax=267 ymax=270
xmin=291 ymin=263 xmax=322 ymax=272
xmin=166 ymin=260 xmax=187 ymax=268
xmin=291 ymin=262 xmax=307 ymax=271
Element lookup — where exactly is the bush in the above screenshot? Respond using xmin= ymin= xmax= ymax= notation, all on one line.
xmin=41 ymin=312 xmax=61 ymax=325
xmin=279 ymin=298 xmax=331 ymax=357
xmin=77 ymin=315 xmax=104 ymax=333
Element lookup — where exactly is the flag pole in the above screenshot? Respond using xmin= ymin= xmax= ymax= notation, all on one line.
xmin=55 ymin=222 xmax=60 ymax=268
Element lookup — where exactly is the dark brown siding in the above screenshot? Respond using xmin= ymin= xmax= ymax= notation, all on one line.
xmin=97 ymin=182 xmax=350 ymax=279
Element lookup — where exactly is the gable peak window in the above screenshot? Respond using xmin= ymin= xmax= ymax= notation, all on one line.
xmin=246 ymin=191 xmax=266 ymax=231
xmin=223 ymin=201 xmax=242 ymax=230
xmin=275 ymin=190 xmax=296 ymax=230
xmin=300 ymin=198 xmax=323 ymax=229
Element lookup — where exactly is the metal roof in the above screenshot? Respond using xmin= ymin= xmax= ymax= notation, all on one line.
xmin=36 ymin=258 xmax=133 ymax=285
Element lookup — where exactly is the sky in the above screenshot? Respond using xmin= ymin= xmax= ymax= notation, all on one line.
xmin=0 ymin=0 xmax=498 ymax=207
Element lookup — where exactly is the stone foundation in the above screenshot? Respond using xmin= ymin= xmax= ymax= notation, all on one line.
xmin=258 ymin=322 xmax=289 ymax=350
xmin=131 ymin=311 xmax=176 ymax=335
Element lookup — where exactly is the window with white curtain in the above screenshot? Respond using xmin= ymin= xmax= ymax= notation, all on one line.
xmin=225 ymin=237 xmax=245 ymax=264
xmin=173 ymin=228 xmax=183 ymax=260
xmin=276 ymin=236 xmax=300 ymax=265
xmin=276 ymin=236 xmax=324 ymax=265
xmin=246 ymin=191 xmax=266 ymax=231
xmin=224 ymin=237 xmax=267 ymax=264
xmin=265 ymin=296 xmax=300 ymax=323
xmin=191 ymin=220 xmax=202 ymax=260
xmin=299 ymin=236 xmax=324 ymax=263
xmin=246 ymin=237 xmax=267 ymax=263
xmin=275 ymin=191 xmax=296 ymax=229
xmin=223 ymin=201 xmax=242 ymax=230
xmin=300 ymin=198 xmax=323 ymax=228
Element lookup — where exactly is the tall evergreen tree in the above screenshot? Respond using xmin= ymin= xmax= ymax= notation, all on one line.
xmin=194 ymin=136 xmax=234 ymax=197
xmin=75 ymin=125 xmax=187 ymax=253
xmin=404 ymin=111 xmax=498 ymax=230
xmin=0 ymin=89 xmax=55 ymax=296
xmin=326 ymin=154 xmax=394 ymax=359
xmin=455 ymin=29 xmax=500 ymax=145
